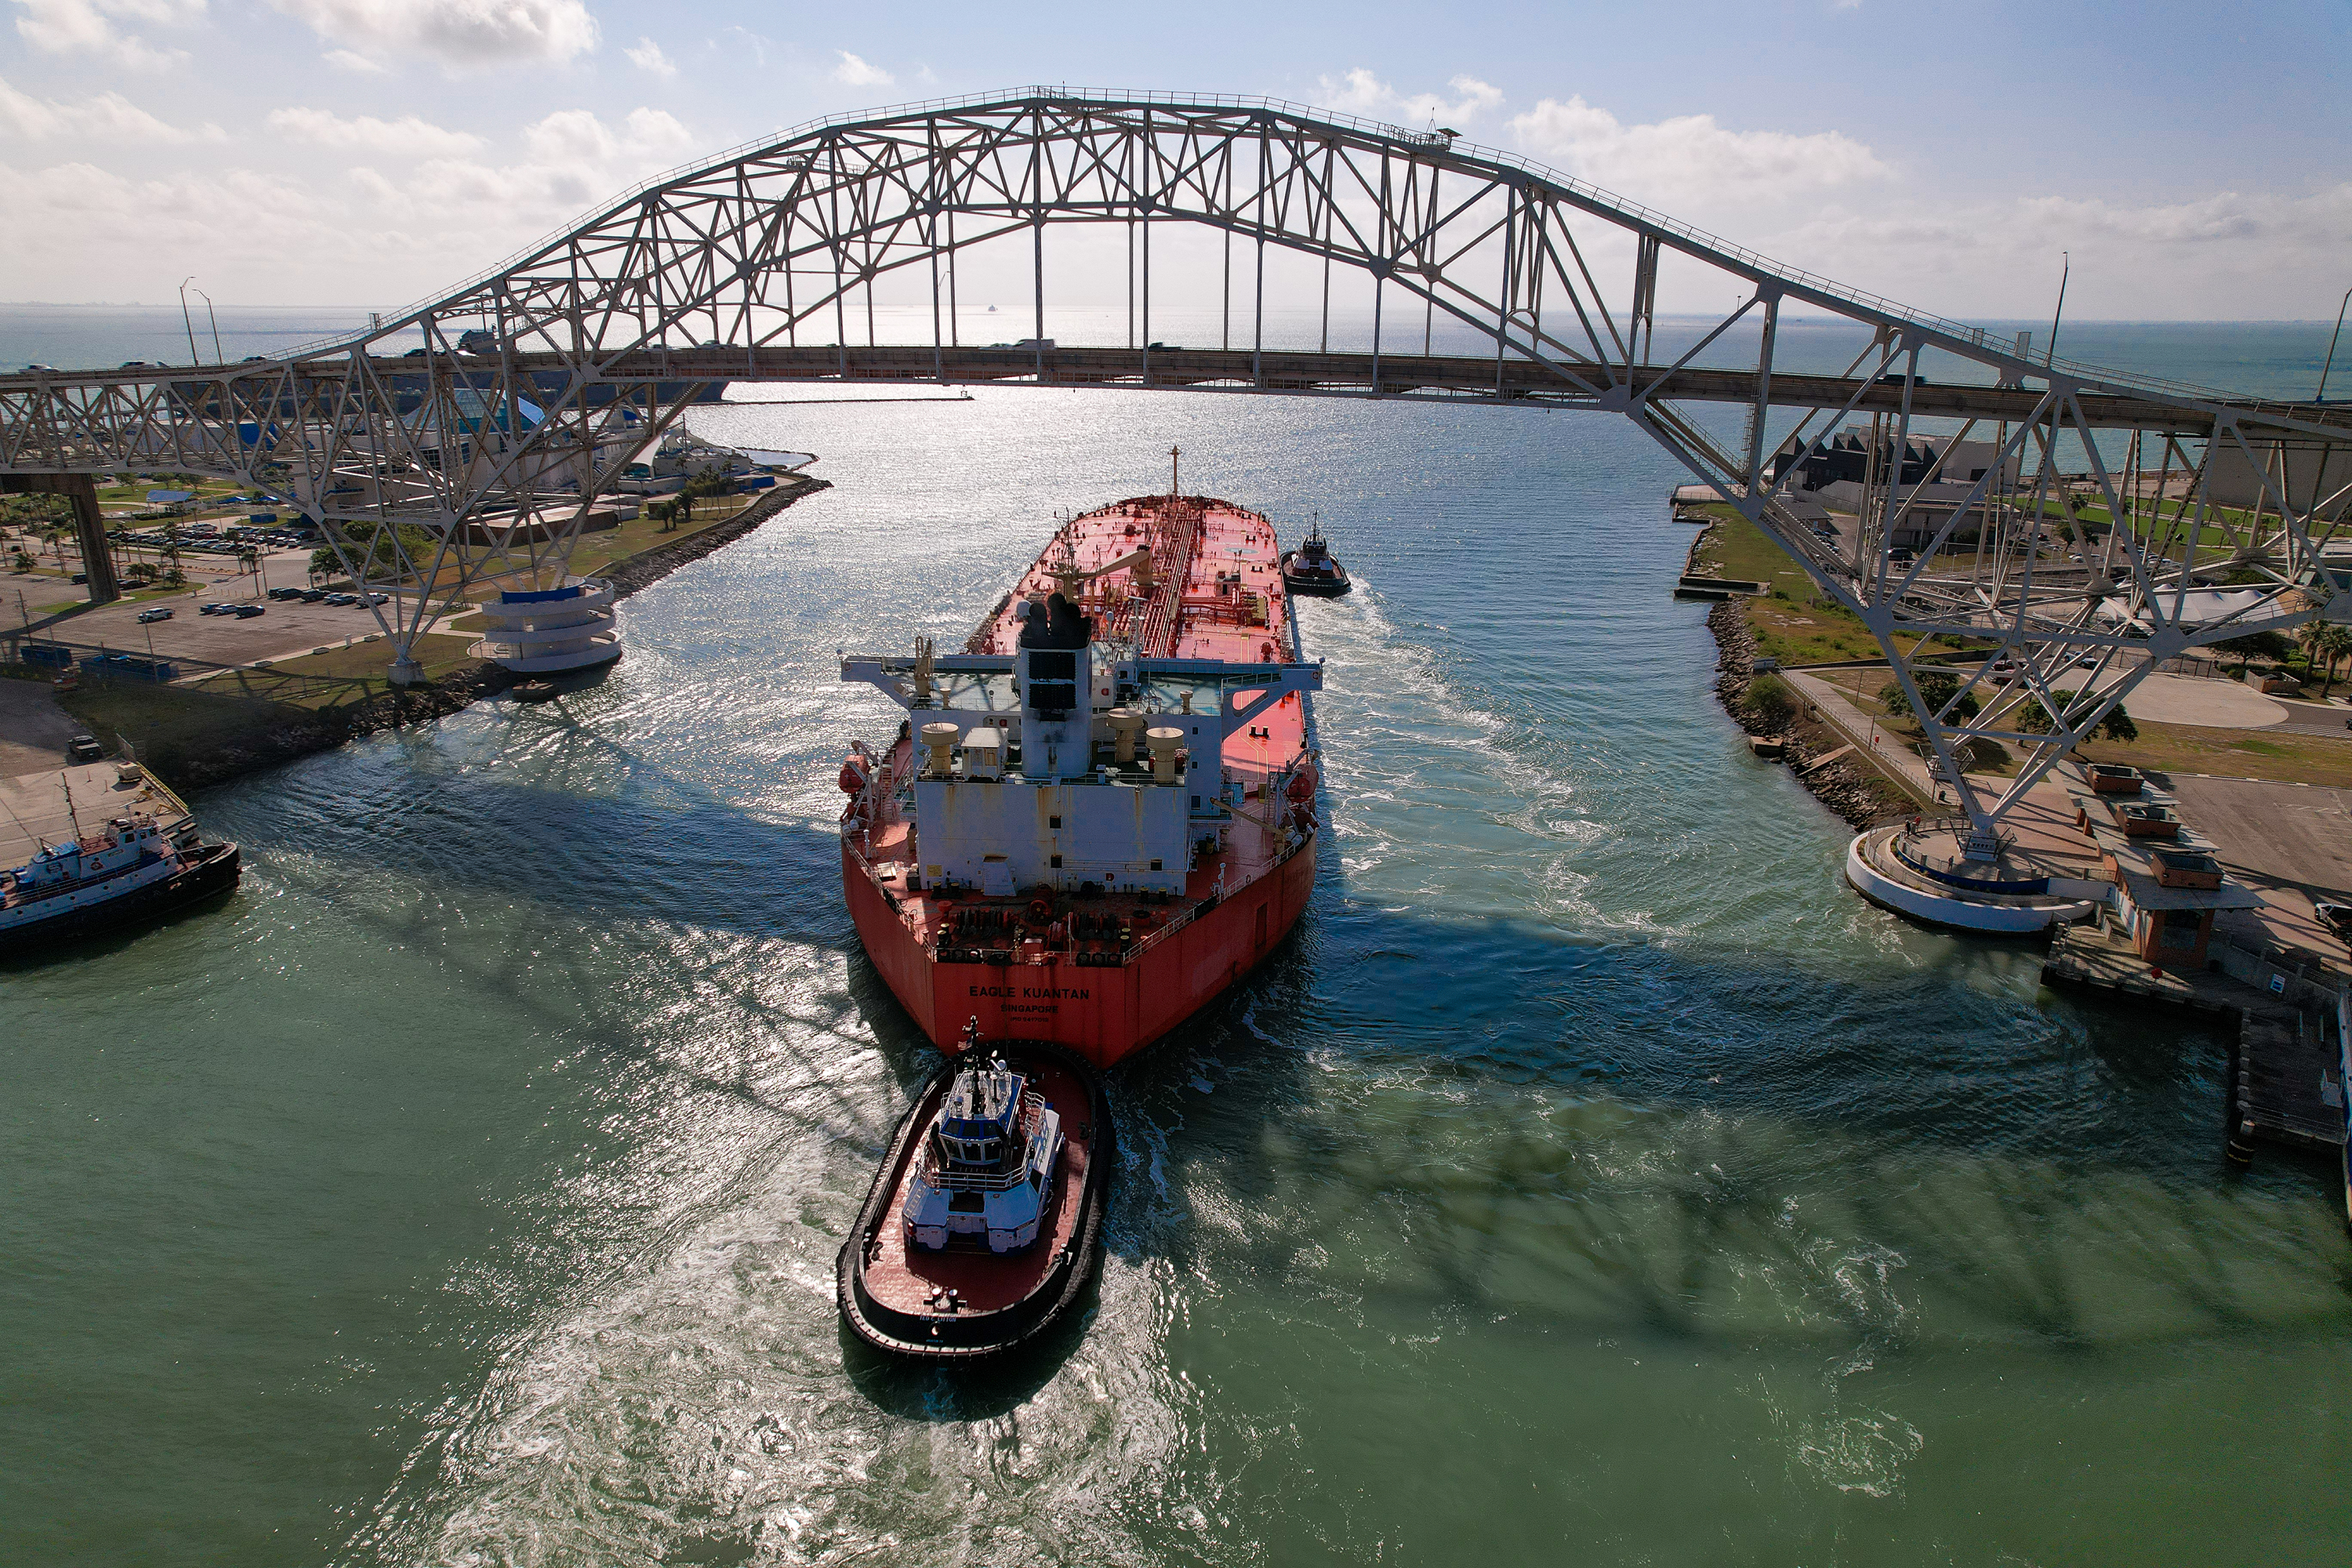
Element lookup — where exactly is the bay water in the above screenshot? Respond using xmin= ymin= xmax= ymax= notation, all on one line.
xmin=4 ymin=311 xmax=2349 ymax=1565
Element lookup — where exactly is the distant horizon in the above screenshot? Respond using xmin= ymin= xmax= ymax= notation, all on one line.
xmin=2 ymin=302 xmax=2343 ymax=328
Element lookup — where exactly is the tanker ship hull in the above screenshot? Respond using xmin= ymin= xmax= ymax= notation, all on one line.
xmin=836 ymin=492 xmax=1325 ymax=1070
xmin=845 ymin=834 xmax=1312 ymax=1068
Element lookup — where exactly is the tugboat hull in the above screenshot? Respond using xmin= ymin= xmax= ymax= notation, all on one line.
xmin=837 ymin=1042 xmax=1112 ymax=1359
xmin=1279 ymin=550 xmax=1352 ymax=597
xmin=0 ymin=841 xmax=241 ymax=958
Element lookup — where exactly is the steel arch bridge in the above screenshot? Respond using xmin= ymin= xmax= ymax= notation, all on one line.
xmin=3 ymin=85 xmax=2347 ymax=846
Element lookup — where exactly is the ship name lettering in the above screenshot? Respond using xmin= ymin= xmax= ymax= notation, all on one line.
xmin=1023 ymin=987 xmax=1090 ymax=1000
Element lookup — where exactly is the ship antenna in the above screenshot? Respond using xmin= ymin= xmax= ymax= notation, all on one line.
xmin=62 ymin=774 xmax=85 ymax=844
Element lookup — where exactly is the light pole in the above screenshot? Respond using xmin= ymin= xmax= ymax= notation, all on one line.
xmin=191 ymin=285 xmax=223 ymax=364
xmin=178 ymin=277 xmax=201 ymax=365
xmin=2045 ymin=251 xmax=2069 ymax=368
xmin=2317 ymin=285 xmax=2352 ymax=403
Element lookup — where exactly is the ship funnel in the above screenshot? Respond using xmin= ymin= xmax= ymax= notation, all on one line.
xmin=920 ymin=721 xmax=960 ymax=779
xmin=1107 ymin=709 xmax=1145 ymax=764
xmin=1145 ymin=727 xmax=1185 ymax=785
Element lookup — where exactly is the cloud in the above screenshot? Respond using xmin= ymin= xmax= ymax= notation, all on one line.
xmin=0 ymin=75 xmax=222 ymax=140
xmin=831 ymin=50 xmax=891 ymax=88
xmin=1509 ymin=95 xmax=1888 ymax=205
xmin=323 ymin=46 xmax=384 ymax=73
xmin=11 ymin=0 xmax=205 ymax=69
xmin=358 ymin=106 xmax=696 ymax=220
xmin=624 ymin=36 xmax=673 ymax=78
xmin=1756 ymin=182 xmax=2352 ymax=319
xmin=1315 ymin=69 xmax=1501 ymax=128
xmin=266 ymin=105 xmax=485 ymax=157
xmin=266 ymin=0 xmax=597 ymax=67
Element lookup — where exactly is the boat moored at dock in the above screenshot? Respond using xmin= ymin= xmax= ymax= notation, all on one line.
xmin=0 ymin=762 xmax=240 ymax=956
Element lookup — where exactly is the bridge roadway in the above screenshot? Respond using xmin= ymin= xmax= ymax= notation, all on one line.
xmin=10 ymin=346 xmax=2352 ymax=456
xmin=419 ymin=346 xmax=2352 ymax=436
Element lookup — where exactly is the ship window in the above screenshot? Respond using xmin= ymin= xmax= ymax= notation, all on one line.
xmin=1149 ymin=858 xmax=1163 ymax=871
xmin=1051 ymin=855 xmax=1063 ymax=869
xmin=1049 ymin=815 xmax=1062 ymax=829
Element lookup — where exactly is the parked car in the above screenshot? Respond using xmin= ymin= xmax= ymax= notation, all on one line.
xmin=67 ymin=733 xmax=104 ymax=762
xmin=365 ymin=592 xmax=388 ymax=604
xmin=230 ymin=604 xmax=265 ymax=619
xmin=2075 ymin=655 xmax=2099 ymax=668
xmin=136 ymin=606 xmax=173 ymax=622
xmin=323 ymin=592 xmax=358 ymax=606
xmin=299 ymin=588 xmax=327 ymax=602
xmin=198 ymin=601 xmax=230 ymax=615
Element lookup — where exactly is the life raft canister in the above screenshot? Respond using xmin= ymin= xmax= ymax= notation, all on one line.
xmin=1026 ymin=895 xmax=1055 ymax=926
xmin=838 ymin=758 xmax=869 ymax=794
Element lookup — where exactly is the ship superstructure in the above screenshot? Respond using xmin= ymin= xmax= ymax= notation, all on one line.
xmin=900 ymin=1050 xmax=1065 ymax=1253
xmin=837 ymin=492 xmax=1324 ymax=1067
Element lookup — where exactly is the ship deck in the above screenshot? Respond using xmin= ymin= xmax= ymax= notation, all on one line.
xmin=841 ymin=494 xmax=1312 ymax=964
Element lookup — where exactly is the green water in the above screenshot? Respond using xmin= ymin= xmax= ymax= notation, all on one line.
xmin=5 ymin=379 xmax=2348 ymax=1566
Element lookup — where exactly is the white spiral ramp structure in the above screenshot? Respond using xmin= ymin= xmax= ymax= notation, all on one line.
xmin=469 ymin=578 xmax=622 ymax=673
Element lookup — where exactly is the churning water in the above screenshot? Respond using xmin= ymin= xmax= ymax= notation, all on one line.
xmin=5 ymin=319 xmax=2350 ymax=1566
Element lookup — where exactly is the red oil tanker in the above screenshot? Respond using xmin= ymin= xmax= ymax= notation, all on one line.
xmin=836 ymin=490 xmax=1323 ymax=1069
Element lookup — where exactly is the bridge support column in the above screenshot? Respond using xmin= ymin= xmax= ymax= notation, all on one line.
xmin=3 ymin=474 xmax=118 ymax=604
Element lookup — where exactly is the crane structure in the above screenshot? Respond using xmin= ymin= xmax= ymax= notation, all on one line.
xmin=2 ymin=87 xmax=2345 ymax=848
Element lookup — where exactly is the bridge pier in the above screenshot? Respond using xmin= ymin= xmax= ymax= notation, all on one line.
xmin=3 ymin=473 xmax=118 ymax=605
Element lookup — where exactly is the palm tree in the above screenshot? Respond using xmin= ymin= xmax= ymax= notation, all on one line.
xmin=2318 ymin=623 xmax=2351 ymax=700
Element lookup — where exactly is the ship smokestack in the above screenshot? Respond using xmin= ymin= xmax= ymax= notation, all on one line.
xmin=1108 ymin=709 xmax=1145 ymax=764
xmin=1145 ymin=727 xmax=1184 ymax=785
xmin=920 ymin=721 xmax=960 ymax=779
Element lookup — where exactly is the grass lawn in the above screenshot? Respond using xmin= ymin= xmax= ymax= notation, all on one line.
xmin=57 ymin=641 xmax=488 ymax=782
xmin=2078 ymin=722 xmax=2352 ymax=789
xmin=1691 ymin=506 xmax=1991 ymax=667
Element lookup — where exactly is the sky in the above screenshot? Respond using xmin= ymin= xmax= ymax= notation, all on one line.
xmin=2 ymin=0 xmax=2347 ymax=321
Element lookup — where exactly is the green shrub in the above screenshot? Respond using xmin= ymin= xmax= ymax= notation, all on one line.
xmin=1880 ymin=670 xmax=1979 ymax=724
xmin=1740 ymin=672 xmax=1797 ymax=728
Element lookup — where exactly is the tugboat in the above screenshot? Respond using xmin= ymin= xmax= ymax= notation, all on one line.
xmin=838 ymin=1022 xmax=1112 ymax=1358
xmin=1 ymin=798 xmax=241 ymax=955
xmin=1279 ymin=520 xmax=1352 ymax=597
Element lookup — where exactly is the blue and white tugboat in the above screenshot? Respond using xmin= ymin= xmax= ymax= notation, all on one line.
xmin=839 ymin=1021 xmax=1111 ymax=1358
xmin=1 ymin=806 xmax=240 ymax=956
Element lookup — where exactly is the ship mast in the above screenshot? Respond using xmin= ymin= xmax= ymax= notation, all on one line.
xmin=1169 ymin=445 xmax=1180 ymax=498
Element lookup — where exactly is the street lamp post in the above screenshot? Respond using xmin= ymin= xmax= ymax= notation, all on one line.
xmin=2045 ymin=251 xmax=2070 ymax=368
xmin=2317 ymin=285 xmax=2352 ymax=403
xmin=178 ymin=277 xmax=201 ymax=365
xmin=191 ymin=285 xmax=223 ymax=363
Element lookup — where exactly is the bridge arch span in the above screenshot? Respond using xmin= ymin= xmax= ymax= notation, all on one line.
xmin=2 ymin=88 xmax=2345 ymax=846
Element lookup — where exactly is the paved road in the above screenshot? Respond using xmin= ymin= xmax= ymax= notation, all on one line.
xmin=0 ymin=675 xmax=76 ymax=776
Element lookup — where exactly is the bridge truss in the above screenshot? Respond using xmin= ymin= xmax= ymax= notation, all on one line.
xmin=2 ymin=87 xmax=2345 ymax=848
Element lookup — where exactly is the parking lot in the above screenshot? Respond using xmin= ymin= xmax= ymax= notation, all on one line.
xmin=26 ymin=552 xmax=409 ymax=672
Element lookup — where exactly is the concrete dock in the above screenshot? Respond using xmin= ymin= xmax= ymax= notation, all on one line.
xmin=0 ymin=760 xmax=191 ymax=865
